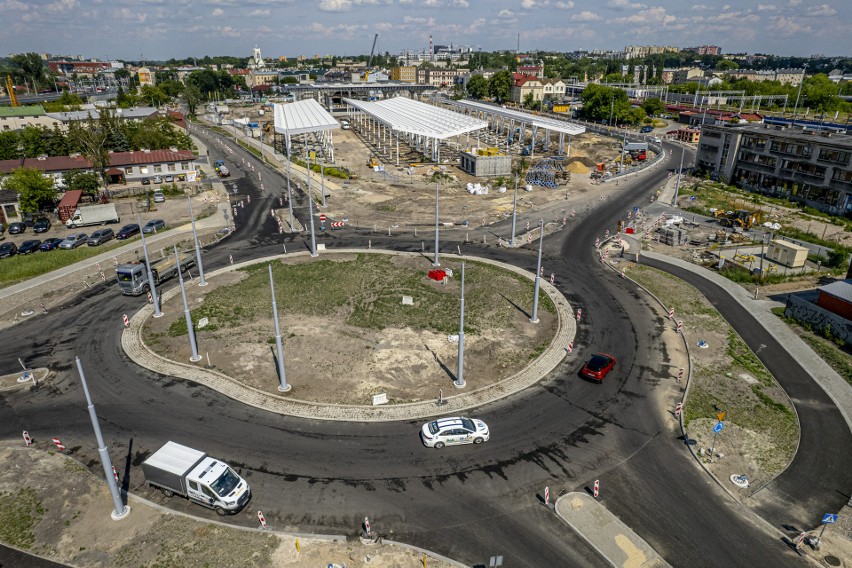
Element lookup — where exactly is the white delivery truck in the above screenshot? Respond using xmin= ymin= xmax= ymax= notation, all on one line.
xmin=142 ymin=441 xmax=251 ymax=516
xmin=65 ymin=204 xmax=120 ymax=228
xmin=115 ymin=253 xmax=195 ymax=296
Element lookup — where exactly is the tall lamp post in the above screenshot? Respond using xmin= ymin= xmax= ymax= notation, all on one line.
xmin=433 ymin=181 xmax=440 ymax=267
xmin=530 ymin=219 xmax=544 ymax=324
xmin=455 ymin=262 xmax=466 ymax=388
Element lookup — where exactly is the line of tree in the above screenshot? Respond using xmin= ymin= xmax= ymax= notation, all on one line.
xmin=0 ymin=112 xmax=192 ymax=161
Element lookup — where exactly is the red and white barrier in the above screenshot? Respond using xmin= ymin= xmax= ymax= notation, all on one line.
xmin=539 ymin=266 xmax=544 ymax=277
xmin=677 ymin=368 xmax=684 ymax=381
xmin=675 ymin=402 xmax=682 ymax=417
xmin=122 ymin=314 xmax=129 ymax=328
xmin=258 ymin=510 xmax=267 ymax=529
xmin=676 ymin=320 xmax=683 ymax=334
xmin=100 ymin=272 xmax=106 ymax=282
xmin=576 ymin=309 xmax=582 ymax=322
xmin=571 ymin=209 xmax=575 ymax=217
xmin=566 ymin=341 xmax=573 ymax=354
xmin=147 ymin=291 xmax=153 ymax=304
xmin=550 ymin=273 xmax=555 ymax=284
xmin=52 ymin=437 xmax=66 ymax=452
xmin=544 ymin=486 xmax=550 ymax=505
xmin=23 ymin=431 xmax=32 ymax=446
xmin=668 ymin=307 xmax=674 ymax=319
xmin=593 ymin=479 xmax=599 ymax=499
xmin=527 ymin=233 xmax=532 ymax=244
xmin=594 ymin=237 xmax=600 ymax=248
xmin=605 ymin=230 xmax=610 ymax=238
xmin=112 ymin=466 xmax=119 ymax=483
xmin=364 ymin=516 xmax=371 ymax=535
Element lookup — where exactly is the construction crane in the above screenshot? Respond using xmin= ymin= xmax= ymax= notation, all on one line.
xmin=363 ymin=33 xmax=379 ymax=82
xmin=5 ymin=75 xmax=19 ymax=107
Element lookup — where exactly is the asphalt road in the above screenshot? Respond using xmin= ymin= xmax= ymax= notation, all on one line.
xmin=0 ymin=134 xmax=816 ymax=567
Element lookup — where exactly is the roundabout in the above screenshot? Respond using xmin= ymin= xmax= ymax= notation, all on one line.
xmin=124 ymin=249 xmax=575 ymax=420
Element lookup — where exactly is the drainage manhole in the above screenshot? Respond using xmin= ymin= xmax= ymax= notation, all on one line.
xmin=824 ymin=555 xmax=841 ymax=567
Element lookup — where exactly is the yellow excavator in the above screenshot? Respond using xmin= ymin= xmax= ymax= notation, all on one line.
xmin=714 ymin=209 xmax=761 ymax=230
xmin=5 ymin=75 xmax=19 ymax=107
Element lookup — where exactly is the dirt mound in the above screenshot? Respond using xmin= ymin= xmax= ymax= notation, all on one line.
xmin=567 ymin=157 xmax=594 ymax=173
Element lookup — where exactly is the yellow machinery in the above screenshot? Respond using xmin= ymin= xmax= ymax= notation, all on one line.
xmin=5 ymin=75 xmax=18 ymax=107
xmin=714 ymin=209 xmax=761 ymax=229
xmin=367 ymin=155 xmax=379 ymax=168
xmin=362 ymin=34 xmax=379 ymax=82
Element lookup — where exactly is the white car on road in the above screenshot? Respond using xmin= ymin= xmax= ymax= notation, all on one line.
xmin=420 ymin=417 xmax=490 ymax=448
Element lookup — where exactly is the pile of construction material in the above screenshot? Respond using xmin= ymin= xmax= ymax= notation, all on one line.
xmin=525 ymin=158 xmax=571 ymax=188
xmin=657 ymin=226 xmax=690 ymax=246
xmin=465 ymin=182 xmax=490 ymax=195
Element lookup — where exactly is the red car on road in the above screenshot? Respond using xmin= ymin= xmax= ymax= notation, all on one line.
xmin=581 ymin=353 xmax=616 ymax=382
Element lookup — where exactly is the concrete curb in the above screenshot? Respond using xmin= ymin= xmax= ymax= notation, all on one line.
xmin=122 ymin=249 xmax=576 ymax=422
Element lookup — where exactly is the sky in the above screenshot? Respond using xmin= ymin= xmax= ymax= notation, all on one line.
xmin=1 ymin=0 xmax=849 ymax=62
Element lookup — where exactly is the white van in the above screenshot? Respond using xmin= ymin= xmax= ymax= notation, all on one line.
xmin=340 ymin=119 xmax=350 ymax=130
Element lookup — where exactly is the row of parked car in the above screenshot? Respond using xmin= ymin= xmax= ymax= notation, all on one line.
xmin=142 ymin=175 xmax=179 ymax=185
xmin=0 ymin=219 xmax=166 ymax=259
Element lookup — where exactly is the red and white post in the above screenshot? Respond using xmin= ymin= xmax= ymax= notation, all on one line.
xmin=566 ymin=342 xmax=573 ymax=354
xmin=576 ymin=309 xmax=582 ymax=322
xmin=23 ymin=431 xmax=32 ymax=446
xmin=112 ymin=466 xmax=119 ymax=483
xmin=257 ymin=510 xmax=268 ymax=529
xmin=677 ymin=368 xmax=684 ymax=381
xmin=544 ymin=486 xmax=550 ymax=506
xmin=676 ymin=320 xmax=683 ymax=334
xmin=364 ymin=516 xmax=371 ymax=537
xmin=675 ymin=402 xmax=683 ymax=417
xmin=593 ymin=479 xmax=600 ymax=499
xmin=122 ymin=314 xmax=130 ymax=328
xmin=52 ymin=437 xmax=66 ymax=452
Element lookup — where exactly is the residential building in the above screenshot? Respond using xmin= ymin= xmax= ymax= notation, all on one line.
xmin=391 ymin=67 xmax=417 ymax=83
xmin=684 ymin=45 xmax=722 ymax=56
xmin=671 ymin=68 xmax=705 ymax=85
xmin=517 ymin=64 xmax=544 ymax=80
xmin=696 ymin=122 xmax=852 ymax=214
xmin=0 ymin=148 xmax=198 ymax=188
xmin=0 ymin=105 xmax=57 ymax=132
xmin=137 ymin=67 xmax=155 ymax=86
xmin=249 ymin=69 xmax=279 ymax=87
xmin=47 ymin=60 xmax=113 ymax=77
xmin=46 ymin=107 xmax=159 ymax=131
xmin=510 ymin=74 xmax=566 ymax=103
xmin=416 ymin=68 xmax=467 ymax=87
xmin=725 ymin=68 xmax=805 ymax=86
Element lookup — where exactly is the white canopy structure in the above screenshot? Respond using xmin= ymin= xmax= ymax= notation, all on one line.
xmin=344 ymin=97 xmax=488 ymax=165
xmin=446 ymin=99 xmax=586 ymax=157
xmin=273 ymin=98 xmax=340 ymax=160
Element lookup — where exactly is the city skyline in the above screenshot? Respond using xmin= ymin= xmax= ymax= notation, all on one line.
xmin=1 ymin=0 xmax=849 ymax=61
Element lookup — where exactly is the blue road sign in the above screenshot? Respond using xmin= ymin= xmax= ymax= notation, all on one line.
xmin=713 ymin=422 xmax=724 ymax=433
xmin=822 ymin=514 xmax=838 ymax=524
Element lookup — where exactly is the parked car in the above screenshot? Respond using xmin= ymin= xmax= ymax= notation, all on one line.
xmin=8 ymin=222 xmax=26 ymax=234
xmin=163 ymin=175 xmax=174 ymax=183
xmin=87 ymin=228 xmax=114 ymax=246
xmin=0 ymin=242 xmax=17 ymax=258
xmin=33 ymin=218 xmax=51 ymax=233
xmin=640 ymin=125 xmax=654 ymax=133
xmin=142 ymin=219 xmax=166 ymax=234
xmin=17 ymin=239 xmax=42 ymax=254
xmin=59 ymin=233 xmax=88 ymax=249
xmin=153 ymin=190 xmax=166 ymax=203
xmin=141 ymin=177 xmax=151 ymax=185
xmin=420 ymin=417 xmax=490 ymax=449
xmin=0 ymin=223 xmax=5 ymax=236
xmin=580 ymin=353 xmax=616 ymax=383
xmin=39 ymin=238 xmax=64 ymax=251
xmin=116 ymin=223 xmax=140 ymax=240
xmin=153 ymin=176 xmax=163 ymax=184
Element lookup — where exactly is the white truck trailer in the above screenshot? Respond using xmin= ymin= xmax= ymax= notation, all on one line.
xmin=115 ymin=253 xmax=195 ymax=296
xmin=65 ymin=203 xmax=120 ymax=228
xmin=142 ymin=441 xmax=251 ymax=516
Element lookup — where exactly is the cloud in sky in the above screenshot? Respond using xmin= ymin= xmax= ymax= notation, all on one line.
xmin=1 ymin=0 xmax=846 ymax=59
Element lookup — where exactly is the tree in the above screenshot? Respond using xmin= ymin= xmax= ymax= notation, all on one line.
xmin=10 ymin=53 xmax=46 ymax=88
xmin=522 ymin=92 xmax=537 ymax=110
xmin=580 ymin=84 xmax=631 ymax=124
xmin=466 ymin=74 xmax=489 ymax=99
xmin=0 ymin=131 xmax=21 ymax=160
xmin=642 ymin=97 xmax=665 ymax=117
xmin=183 ymin=85 xmax=202 ymax=116
xmin=62 ymin=170 xmax=101 ymax=197
xmin=5 ymin=167 xmax=56 ymax=213
xmin=488 ymin=70 xmax=512 ymax=103
xmin=68 ymin=113 xmax=113 ymax=190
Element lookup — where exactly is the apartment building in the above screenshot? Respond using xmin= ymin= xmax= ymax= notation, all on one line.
xmin=696 ymin=123 xmax=852 ymax=214
xmin=0 ymin=106 xmax=57 ymax=132
xmin=416 ymin=68 xmax=467 ymax=87
xmin=391 ymin=66 xmax=417 ymax=83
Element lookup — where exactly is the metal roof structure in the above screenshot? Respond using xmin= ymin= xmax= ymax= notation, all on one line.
xmin=344 ymin=97 xmax=487 ymax=139
xmin=273 ymin=98 xmax=340 ymax=136
xmin=446 ymin=99 xmax=586 ymax=137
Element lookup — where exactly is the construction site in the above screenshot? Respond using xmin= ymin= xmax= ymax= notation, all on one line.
xmin=211 ymin=95 xmax=648 ymax=230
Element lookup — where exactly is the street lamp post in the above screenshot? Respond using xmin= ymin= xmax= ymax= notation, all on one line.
xmin=268 ymin=264 xmax=290 ymax=392
xmin=186 ymin=195 xmax=207 ymax=287
xmin=455 ymin=262 xmax=466 ymax=388
xmin=510 ymin=174 xmax=518 ymax=246
xmin=433 ymin=181 xmax=440 ymax=267
xmin=531 ymin=219 xmax=544 ymax=324
xmin=137 ymin=214 xmax=162 ymax=318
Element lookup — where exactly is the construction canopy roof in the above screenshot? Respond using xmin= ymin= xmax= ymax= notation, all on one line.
xmin=273 ymin=98 xmax=340 ymax=136
xmin=344 ymin=97 xmax=488 ymax=139
xmin=448 ymin=99 xmax=586 ymax=136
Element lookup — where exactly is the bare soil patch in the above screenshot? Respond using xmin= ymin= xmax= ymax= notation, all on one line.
xmin=625 ymin=263 xmax=799 ymax=492
xmin=0 ymin=443 xmax=457 ymax=567
xmin=143 ymin=253 xmax=557 ymax=405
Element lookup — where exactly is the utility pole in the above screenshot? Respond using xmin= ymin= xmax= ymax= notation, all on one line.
xmin=455 ymin=262 xmax=466 ymax=388
xmin=433 ymin=181 xmax=440 ymax=266
xmin=510 ymin=174 xmax=518 ymax=245
xmin=187 ymin=195 xmax=207 ymax=287
xmin=530 ymin=219 xmax=544 ymax=324
xmin=137 ymin=214 xmax=162 ymax=318
xmin=75 ymin=357 xmax=130 ymax=521
xmin=268 ymin=264 xmax=290 ymax=392
xmin=672 ymin=148 xmax=685 ymax=207
xmin=175 ymin=245 xmax=202 ymax=363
